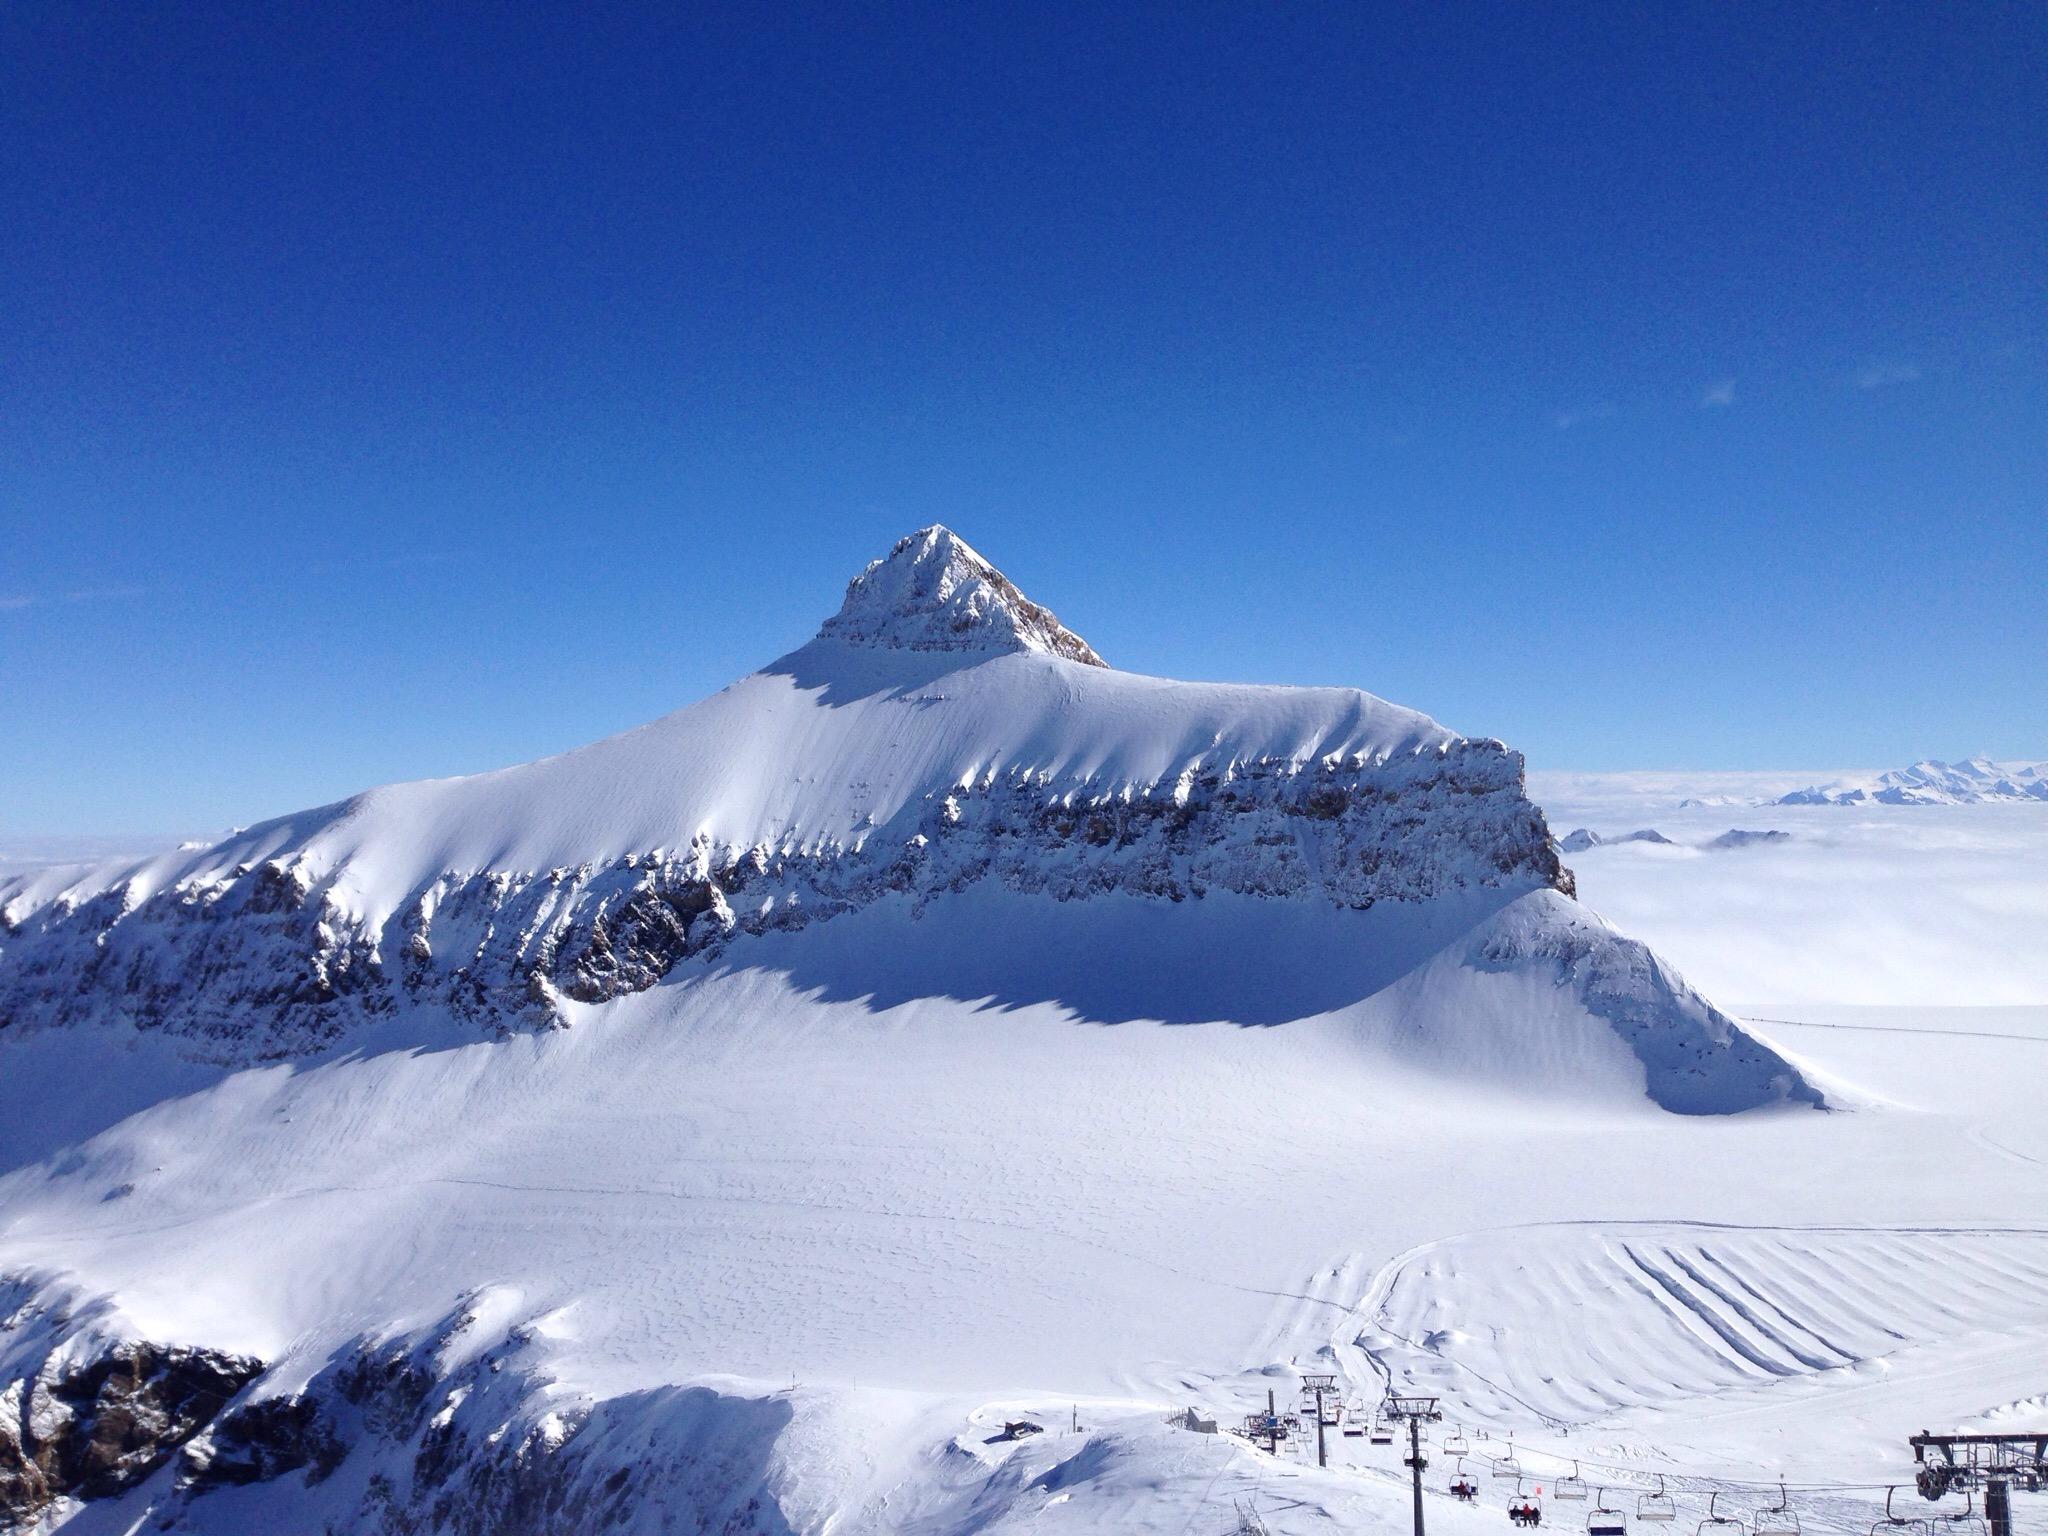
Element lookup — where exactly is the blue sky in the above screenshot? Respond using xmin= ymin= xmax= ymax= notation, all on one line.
xmin=3 ymin=3 xmax=2043 ymax=836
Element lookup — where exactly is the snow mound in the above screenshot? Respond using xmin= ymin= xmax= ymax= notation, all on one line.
xmin=1446 ymin=890 xmax=1822 ymax=1114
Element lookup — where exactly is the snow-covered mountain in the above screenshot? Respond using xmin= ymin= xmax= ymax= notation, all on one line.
xmin=1775 ymin=757 xmax=2048 ymax=806
xmin=0 ymin=527 xmax=1803 ymax=1111
xmin=0 ymin=529 xmax=1836 ymax=1534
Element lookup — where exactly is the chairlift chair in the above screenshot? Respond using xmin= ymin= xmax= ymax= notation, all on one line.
xmin=1446 ymin=1425 xmax=1472 ymax=1457
xmin=1939 ymin=1491 xmax=1989 ymax=1536
xmin=1639 ymin=1476 xmax=1676 ymax=1523
xmin=1557 ymin=1462 xmax=1590 ymax=1502
xmin=1495 ymin=1441 xmax=1524 ymax=1479
xmin=1509 ymin=1478 xmax=1546 ymax=1528
xmin=1451 ymin=1460 xmax=1480 ymax=1503
xmin=1588 ymin=1490 xmax=1629 ymax=1536
xmin=1753 ymin=1483 xmax=1800 ymax=1536
xmin=1371 ymin=1419 xmax=1396 ymax=1447
xmin=1873 ymin=1486 xmax=1933 ymax=1536
xmin=1698 ymin=1493 xmax=1747 ymax=1536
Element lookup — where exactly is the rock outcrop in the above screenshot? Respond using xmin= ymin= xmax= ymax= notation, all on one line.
xmin=0 ymin=741 xmax=1569 ymax=1055
xmin=0 ymin=1322 xmax=262 ymax=1529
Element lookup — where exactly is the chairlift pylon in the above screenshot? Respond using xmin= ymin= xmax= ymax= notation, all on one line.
xmin=1639 ymin=1475 xmax=1676 ymax=1523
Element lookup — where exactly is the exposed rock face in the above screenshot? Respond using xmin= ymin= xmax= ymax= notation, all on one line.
xmin=0 ymin=740 xmax=1570 ymax=1055
xmin=819 ymin=525 xmax=1107 ymax=666
xmin=179 ymin=1392 xmax=346 ymax=1492
xmin=0 ymin=1336 xmax=262 ymax=1528
xmin=0 ymin=1281 xmax=797 ymax=1534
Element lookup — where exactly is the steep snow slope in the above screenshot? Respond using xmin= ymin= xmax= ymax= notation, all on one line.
xmin=0 ymin=529 xmax=1855 ymax=1534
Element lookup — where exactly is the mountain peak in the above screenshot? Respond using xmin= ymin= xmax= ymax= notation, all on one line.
xmin=816 ymin=525 xmax=1107 ymax=666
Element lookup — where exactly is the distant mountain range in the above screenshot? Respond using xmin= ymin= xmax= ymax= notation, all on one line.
xmin=1774 ymin=758 xmax=2048 ymax=806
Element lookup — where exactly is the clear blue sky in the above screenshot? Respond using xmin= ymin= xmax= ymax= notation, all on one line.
xmin=3 ymin=2 xmax=2042 ymax=836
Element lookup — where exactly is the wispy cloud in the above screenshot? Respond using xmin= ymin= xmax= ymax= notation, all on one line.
xmin=0 ymin=585 xmax=149 ymax=613
xmin=63 ymin=584 xmax=148 ymax=603
xmin=1852 ymin=362 xmax=1919 ymax=391
xmin=1700 ymin=378 xmax=1736 ymax=408
xmin=1553 ymin=402 xmax=1616 ymax=430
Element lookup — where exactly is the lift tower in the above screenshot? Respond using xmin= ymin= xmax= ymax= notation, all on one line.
xmin=1911 ymin=1430 xmax=2048 ymax=1536
xmin=1300 ymin=1374 xmax=1338 ymax=1468
xmin=1385 ymin=1394 xmax=1444 ymax=1536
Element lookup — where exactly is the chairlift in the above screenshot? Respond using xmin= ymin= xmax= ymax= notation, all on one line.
xmin=1557 ymin=1462 xmax=1590 ymax=1502
xmin=1698 ymin=1493 xmax=1747 ymax=1536
xmin=1446 ymin=1425 xmax=1472 ymax=1457
xmin=1753 ymin=1484 xmax=1800 ymax=1536
xmin=1509 ymin=1477 xmax=1546 ymax=1528
xmin=1938 ymin=1491 xmax=1989 ymax=1536
xmin=1639 ymin=1476 xmax=1676 ymax=1523
xmin=1371 ymin=1418 xmax=1396 ymax=1447
xmin=1495 ymin=1440 xmax=1524 ymax=1479
xmin=1588 ymin=1489 xmax=1630 ymax=1536
xmin=1873 ymin=1485 xmax=1932 ymax=1536
xmin=1450 ymin=1460 xmax=1480 ymax=1503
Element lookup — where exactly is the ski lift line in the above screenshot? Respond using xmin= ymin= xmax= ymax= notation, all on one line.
xmin=1460 ymin=1446 xmax=1916 ymax=1496
xmin=1742 ymin=1016 xmax=2048 ymax=1047
xmin=1461 ymin=1430 xmax=2006 ymax=1493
